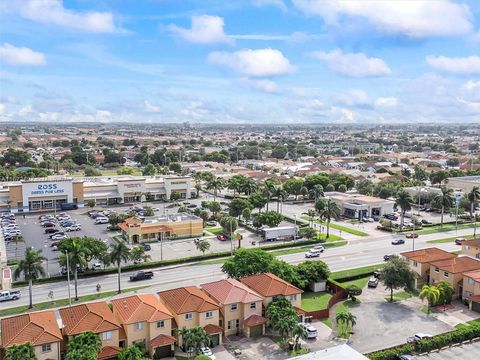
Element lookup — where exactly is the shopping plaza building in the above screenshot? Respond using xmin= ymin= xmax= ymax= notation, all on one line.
xmin=0 ymin=175 xmax=194 ymax=213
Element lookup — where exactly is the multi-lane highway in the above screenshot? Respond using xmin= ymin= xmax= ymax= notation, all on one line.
xmin=0 ymin=226 xmax=465 ymax=310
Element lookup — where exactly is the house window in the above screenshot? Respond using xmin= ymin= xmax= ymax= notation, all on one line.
xmin=156 ymin=321 xmax=165 ymax=328
xmin=185 ymin=313 xmax=193 ymax=320
xmin=101 ymin=331 xmax=112 ymax=341
xmin=235 ymin=319 xmax=240 ymax=328
xmin=134 ymin=322 xmax=144 ymax=331
xmin=289 ymin=295 xmax=297 ymax=301
xmin=434 ymin=267 xmax=439 ymax=273
xmin=206 ymin=311 xmax=213 ymax=319
xmin=413 ymin=261 xmax=418 ymax=267
xmin=468 ymin=278 xmax=475 ymax=285
xmin=250 ymin=302 xmax=256 ymax=309
xmin=227 ymin=320 xmax=240 ymax=330
xmin=41 ymin=344 xmax=52 ymax=353
xmin=465 ymin=246 xmax=470 ymax=250
xmin=444 ymin=272 xmax=449 ymax=278
xmin=231 ymin=303 xmax=238 ymax=311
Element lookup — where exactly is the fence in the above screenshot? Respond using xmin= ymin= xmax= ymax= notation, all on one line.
xmin=304 ymin=279 xmax=348 ymax=320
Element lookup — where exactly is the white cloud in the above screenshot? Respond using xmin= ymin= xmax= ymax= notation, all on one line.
xmin=231 ymin=31 xmax=319 ymax=43
xmin=252 ymin=0 xmax=287 ymax=13
xmin=144 ymin=100 xmax=160 ymax=113
xmin=0 ymin=43 xmax=46 ymax=66
xmin=375 ymin=97 xmax=398 ymax=107
xmin=312 ymin=49 xmax=391 ymax=77
xmin=239 ymin=78 xmax=280 ymax=93
xmin=0 ymin=103 xmax=5 ymax=114
xmin=337 ymin=90 xmax=370 ymax=107
xmin=331 ymin=106 xmax=355 ymax=122
xmin=293 ymin=0 xmax=472 ymax=38
xmin=207 ymin=48 xmax=295 ymax=77
xmin=96 ymin=110 xmax=111 ymax=120
xmin=2 ymin=0 xmax=117 ymax=33
xmin=426 ymin=55 xmax=480 ymax=75
xmin=168 ymin=15 xmax=233 ymax=45
xmin=18 ymin=105 xmax=33 ymax=117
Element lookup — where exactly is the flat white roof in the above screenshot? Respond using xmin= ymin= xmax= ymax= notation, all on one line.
xmin=288 ymin=344 xmax=368 ymax=360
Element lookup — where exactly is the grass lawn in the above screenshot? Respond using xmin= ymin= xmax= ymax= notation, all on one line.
xmin=331 ymin=263 xmax=384 ymax=280
xmin=314 ymin=233 xmax=343 ymax=242
xmin=0 ymin=285 xmax=149 ymax=317
xmin=420 ymin=305 xmax=440 ymax=315
xmin=301 ymin=292 xmax=333 ymax=312
xmin=427 ymin=234 xmax=475 ymax=244
xmin=204 ymin=226 xmax=223 ymax=235
xmin=334 ymin=299 xmax=358 ymax=315
xmin=340 ymin=276 xmax=371 ymax=289
xmin=301 ymin=216 xmax=368 ymax=236
xmin=385 ymin=290 xmax=416 ymax=303
xmin=321 ymin=317 xmax=333 ymax=328
xmin=417 ymin=222 xmax=478 ymax=235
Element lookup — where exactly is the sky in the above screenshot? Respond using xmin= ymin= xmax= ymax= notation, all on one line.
xmin=0 ymin=0 xmax=479 ymax=124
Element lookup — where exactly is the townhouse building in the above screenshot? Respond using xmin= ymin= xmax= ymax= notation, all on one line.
xmin=462 ymin=270 xmax=480 ymax=312
xmin=0 ymin=311 xmax=62 ymax=360
xmin=59 ymin=302 xmax=123 ymax=360
xmin=158 ymin=286 xmax=223 ymax=347
xmin=461 ymin=239 xmax=480 ymax=260
xmin=201 ymin=279 xmax=266 ymax=337
xmin=111 ymin=294 xmax=176 ymax=359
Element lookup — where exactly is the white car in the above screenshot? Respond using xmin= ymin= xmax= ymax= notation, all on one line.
xmin=51 ymin=233 xmax=66 ymax=240
xmin=200 ymin=347 xmax=216 ymax=360
xmin=65 ymin=224 xmax=81 ymax=232
xmin=91 ymin=263 xmax=102 ymax=270
xmin=95 ymin=217 xmax=109 ymax=224
xmin=300 ymin=323 xmax=318 ymax=339
xmin=311 ymin=245 xmax=325 ymax=252
xmin=305 ymin=249 xmax=321 ymax=258
xmin=407 ymin=333 xmax=432 ymax=343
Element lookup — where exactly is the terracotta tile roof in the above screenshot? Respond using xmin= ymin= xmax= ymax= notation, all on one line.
xmin=401 ymin=247 xmax=457 ymax=263
xmin=1 ymin=311 xmax=62 ymax=347
xmin=244 ymin=314 xmax=267 ymax=327
xmin=239 ymin=272 xmax=303 ymax=297
xmin=468 ymin=294 xmax=480 ymax=302
xmin=430 ymin=256 xmax=480 ymax=274
xmin=461 ymin=239 xmax=480 ymax=248
xmin=201 ymin=279 xmax=264 ymax=305
xmin=111 ymin=294 xmax=173 ymax=324
xmin=98 ymin=346 xmax=121 ymax=360
xmin=150 ymin=334 xmax=176 ymax=347
xmin=59 ymin=302 xmax=120 ymax=336
xmin=463 ymin=270 xmax=480 ymax=282
xmin=158 ymin=286 xmax=219 ymax=314
xmin=203 ymin=324 xmax=223 ymax=334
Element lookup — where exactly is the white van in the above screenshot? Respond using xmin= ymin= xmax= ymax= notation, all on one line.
xmin=305 ymin=249 xmax=321 ymax=258
xmin=300 ymin=323 xmax=318 ymax=339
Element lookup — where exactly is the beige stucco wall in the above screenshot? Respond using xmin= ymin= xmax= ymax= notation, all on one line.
xmin=198 ymin=309 xmax=220 ymax=329
xmin=407 ymin=260 xmax=430 ymax=288
xmin=463 ymin=277 xmax=480 ymax=298
xmin=72 ymin=182 xmax=84 ymax=202
xmin=429 ymin=266 xmax=464 ymax=297
xmin=262 ymin=294 xmax=301 ymax=309
xmin=223 ymin=300 xmax=263 ymax=336
xmin=124 ymin=322 xmax=148 ymax=347
xmin=34 ymin=342 xmax=60 ymax=360
xmin=462 ymin=244 xmax=480 ymax=258
xmin=9 ymin=185 xmax=22 ymax=207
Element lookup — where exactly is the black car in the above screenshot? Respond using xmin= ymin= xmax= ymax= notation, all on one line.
xmin=421 ymin=219 xmax=432 ymax=224
xmin=45 ymin=228 xmax=59 ymax=234
xmin=368 ymin=277 xmax=379 ymax=288
xmin=384 ymin=254 xmax=398 ymax=261
xmin=392 ymin=239 xmax=405 ymax=245
xmin=384 ymin=214 xmax=398 ymax=221
xmin=143 ymin=243 xmax=151 ymax=251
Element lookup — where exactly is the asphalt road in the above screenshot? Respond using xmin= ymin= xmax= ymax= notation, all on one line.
xmin=0 ymin=228 xmax=461 ymax=310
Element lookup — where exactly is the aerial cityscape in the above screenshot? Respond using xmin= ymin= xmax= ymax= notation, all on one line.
xmin=1 ymin=1 xmax=480 ymax=360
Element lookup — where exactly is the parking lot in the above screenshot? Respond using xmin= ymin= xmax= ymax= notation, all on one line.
xmin=415 ymin=340 xmax=480 ymax=360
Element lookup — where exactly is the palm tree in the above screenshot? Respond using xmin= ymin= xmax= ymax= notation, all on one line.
xmin=273 ymin=316 xmax=297 ymax=345
xmin=336 ymin=311 xmax=357 ymax=338
xmin=419 ymin=284 xmax=440 ymax=314
xmin=274 ymin=188 xmax=288 ymax=213
xmin=239 ymin=177 xmax=257 ymax=196
xmin=432 ymin=187 xmax=454 ymax=226
xmin=262 ymin=179 xmax=276 ymax=211
xmin=10 ymin=235 xmax=24 ymax=260
xmin=437 ymin=281 xmax=455 ymax=307
xmin=395 ymin=190 xmax=412 ymax=231
xmin=310 ymin=184 xmax=324 ymax=203
xmin=59 ymin=238 xmax=88 ymax=301
xmin=109 ymin=239 xmax=131 ymax=294
xmin=13 ymin=247 xmax=46 ymax=309
xmin=291 ymin=323 xmax=308 ymax=350
xmin=318 ymin=199 xmax=341 ymax=238
xmin=467 ymin=186 xmax=480 ymax=236
xmin=195 ymin=239 xmax=211 ymax=255
xmin=206 ymin=177 xmax=225 ymax=201
xmin=130 ymin=246 xmax=151 ymax=263
xmin=306 ymin=209 xmax=316 ymax=227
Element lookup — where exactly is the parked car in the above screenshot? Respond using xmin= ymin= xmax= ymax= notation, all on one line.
xmin=368 ymin=277 xmax=379 ymax=288
xmin=217 ymin=234 xmax=227 ymax=241
xmin=206 ymin=220 xmax=217 ymax=226
xmin=299 ymin=323 xmax=318 ymax=338
xmin=392 ymin=239 xmax=406 ymax=245
xmin=0 ymin=290 xmax=21 ymax=302
xmin=455 ymin=237 xmax=465 ymax=245
xmin=384 ymin=214 xmax=399 ymax=221
xmin=384 ymin=254 xmax=397 ymax=261
xmin=143 ymin=243 xmax=151 ymax=251
xmin=49 ymin=231 xmax=64 ymax=239
xmin=406 ymin=233 xmax=418 ymax=238
xmin=65 ymin=224 xmax=81 ymax=231
xmin=51 ymin=233 xmax=66 ymax=241
xmin=397 ymin=355 xmax=416 ymax=360
xmin=407 ymin=333 xmax=432 ymax=343
xmin=42 ymin=222 xmax=56 ymax=228
xmin=130 ymin=271 xmax=154 ymax=281
xmin=91 ymin=263 xmax=102 ymax=270
xmin=199 ymin=347 xmax=216 ymax=360
xmin=95 ymin=217 xmax=109 ymax=224
xmin=421 ymin=219 xmax=432 ymax=224
xmin=45 ymin=228 xmax=59 ymax=234
xmin=305 ymin=249 xmax=321 ymax=258
xmin=186 ymin=204 xmax=197 ymax=209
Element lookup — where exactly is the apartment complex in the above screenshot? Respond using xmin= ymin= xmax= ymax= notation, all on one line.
xmin=119 ymin=213 xmax=203 ymax=243
xmin=0 ymin=175 xmax=193 ymax=213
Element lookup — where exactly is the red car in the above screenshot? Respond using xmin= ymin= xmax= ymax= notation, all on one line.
xmin=217 ymin=234 xmax=227 ymax=241
xmin=42 ymin=222 xmax=55 ymax=228
xmin=406 ymin=232 xmax=418 ymax=238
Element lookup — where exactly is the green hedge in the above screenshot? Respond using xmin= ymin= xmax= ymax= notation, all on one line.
xmin=13 ymin=238 xmax=328 ymax=287
xmin=367 ymin=323 xmax=480 ymax=360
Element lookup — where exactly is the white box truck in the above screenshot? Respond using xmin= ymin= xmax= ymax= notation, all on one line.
xmin=261 ymin=226 xmax=296 ymax=241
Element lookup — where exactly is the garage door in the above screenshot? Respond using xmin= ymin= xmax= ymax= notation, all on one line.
xmin=250 ymin=325 xmax=263 ymax=337
xmin=472 ymin=301 xmax=480 ymax=313
xmin=154 ymin=345 xmax=172 ymax=359
xmin=210 ymin=334 xmax=220 ymax=347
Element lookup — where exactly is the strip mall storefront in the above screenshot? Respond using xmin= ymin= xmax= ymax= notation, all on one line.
xmin=0 ymin=175 xmax=194 ymax=213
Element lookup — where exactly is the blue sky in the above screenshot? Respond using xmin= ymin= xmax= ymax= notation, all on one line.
xmin=0 ymin=0 xmax=479 ymax=124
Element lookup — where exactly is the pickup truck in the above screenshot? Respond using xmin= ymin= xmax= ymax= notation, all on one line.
xmin=0 ymin=290 xmax=21 ymax=302
xmin=129 ymin=271 xmax=154 ymax=281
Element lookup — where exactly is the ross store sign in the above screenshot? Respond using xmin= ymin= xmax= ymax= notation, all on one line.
xmin=22 ymin=181 xmax=73 ymax=199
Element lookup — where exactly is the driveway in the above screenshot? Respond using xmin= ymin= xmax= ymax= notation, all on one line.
xmin=348 ymin=301 xmax=453 ymax=353
xmin=223 ymin=336 xmax=286 ymax=360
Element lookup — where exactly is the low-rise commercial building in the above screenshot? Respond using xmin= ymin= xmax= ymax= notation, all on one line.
xmin=0 ymin=175 xmax=194 ymax=213
xmin=325 ymin=191 xmax=395 ymax=220
xmin=447 ymin=176 xmax=480 ymax=193
xmin=119 ymin=213 xmax=203 ymax=243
